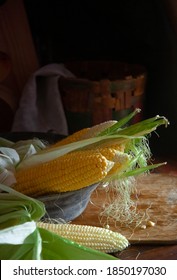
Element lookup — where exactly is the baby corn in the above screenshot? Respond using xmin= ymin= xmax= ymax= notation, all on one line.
xmin=37 ymin=222 xmax=129 ymax=253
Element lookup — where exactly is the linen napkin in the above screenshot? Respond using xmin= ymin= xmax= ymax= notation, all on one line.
xmin=12 ymin=63 xmax=74 ymax=135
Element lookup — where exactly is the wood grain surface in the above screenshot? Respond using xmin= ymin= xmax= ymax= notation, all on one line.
xmin=73 ymin=172 xmax=177 ymax=259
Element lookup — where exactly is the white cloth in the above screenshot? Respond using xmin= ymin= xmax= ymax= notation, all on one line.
xmin=12 ymin=63 xmax=74 ymax=135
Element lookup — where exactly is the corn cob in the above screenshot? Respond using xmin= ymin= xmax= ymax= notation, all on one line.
xmin=51 ymin=127 xmax=89 ymax=148
xmin=88 ymin=147 xmax=129 ymax=179
xmin=80 ymin=120 xmax=117 ymax=140
xmin=94 ymin=146 xmax=125 ymax=161
xmin=37 ymin=222 xmax=129 ymax=253
xmin=50 ymin=120 xmax=117 ymax=148
xmin=14 ymin=149 xmax=115 ymax=196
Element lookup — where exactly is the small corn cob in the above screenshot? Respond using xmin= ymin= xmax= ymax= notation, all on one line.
xmin=14 ymin=149 xmax=115 ymax=196
xmin=37 ymin=222 xmax=129 ymax=253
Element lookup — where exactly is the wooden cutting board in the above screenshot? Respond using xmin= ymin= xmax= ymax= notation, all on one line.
xmin=73 ymin=174 xmax=177 ymax=244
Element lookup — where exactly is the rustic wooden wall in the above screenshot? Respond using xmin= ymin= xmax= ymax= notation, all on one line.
xmin=0 ymin=0 xmax=39 ymax=131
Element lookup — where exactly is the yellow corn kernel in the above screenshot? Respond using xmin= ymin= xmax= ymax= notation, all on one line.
xmin=108 ymin=143 xmax=125 ymax=153
xmin=94 ymin=146 xmax=125 ymax=161
xmin=140 ymin=225 xmax=146 ymax=229
xmin=14 ymin=150 xmax=114 ymax=197
xmin=86 ymin=148 xmax=129 ymax=180
xmin=37 ymin=222 xmax=129 ymax=253
xmin=147 ymin=220 xmax=155 ymax=227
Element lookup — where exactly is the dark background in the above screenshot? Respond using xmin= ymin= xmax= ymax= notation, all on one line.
xmin=22 ymin=0 xmax=177 ymax=155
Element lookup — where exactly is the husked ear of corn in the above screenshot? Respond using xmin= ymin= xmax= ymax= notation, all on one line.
xmin=51 ymin=127 xmax=90 ymax=148
xmin=50 ymin=120 xmax=117 ymax=148
xmin=80 ymin=120 xmax=117 ymax=140
xmin=94 ymin=146 xmax=125 ymax=160
xmin=37 ymin=222 xmax=129 ymax=253
xmin=14 ymin=149 xmax=117 ymax=196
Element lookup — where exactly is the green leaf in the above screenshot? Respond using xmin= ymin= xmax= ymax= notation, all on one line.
xmin=98 ymin=108 xmax=141 ymax=136
xmin=0 ymin=184 xmax=45 ymax=228
xmin=118 ymin=115 xmax=169 ymax=137
xmin=0 ymin=222 xmax=42 ymax=260
xmin=39 ymin=228 xmax=116 ymax=260
xmin=0 ymin=137 xmax=14 ymax=147
xmin=120 ymin=162 xmax=167 ymax=178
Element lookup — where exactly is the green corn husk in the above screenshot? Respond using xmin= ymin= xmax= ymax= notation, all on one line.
xmin=0 ymin=138 xmax=47 ymax=186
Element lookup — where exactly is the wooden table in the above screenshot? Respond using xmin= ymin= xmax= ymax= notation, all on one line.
xmin=116 ymin=157 xmax=177 ymax=260
xmin=73 ymin=157 xmax=177 ymax=260
xmin=115 ymin=243 xmax=177 ymax=260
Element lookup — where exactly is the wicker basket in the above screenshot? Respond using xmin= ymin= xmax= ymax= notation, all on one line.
xmin=60 ymin=61 xmax=146 ymax=132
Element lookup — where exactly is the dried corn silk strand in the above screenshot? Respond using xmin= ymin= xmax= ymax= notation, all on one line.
xmin=96 ymin=176 xmax=150 ymax=228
